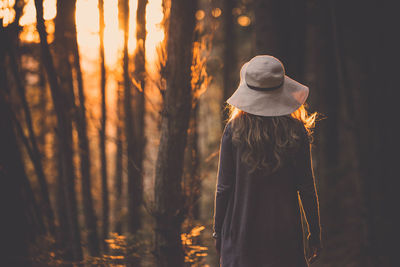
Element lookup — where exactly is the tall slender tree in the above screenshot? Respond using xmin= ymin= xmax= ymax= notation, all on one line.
xmin=183 ymin=35 xmax=210 ymax=221
xmin=1 ymin=22 xmax=35 ymax=266
xmin=34 ymin=0 xmax=83 ymax=261
xmin=221 ymin=0 xmax=237 ymax=123
xmin=153 ymin=0 xmax=197 ymax=266
xmin=183 ymin=103 xmax=201 ymax=220
xmin=327 ymin=2 xmax=398 ymax=265
xmin=253 ymin=0 xmax=307 ymax=80
xmin=98 ymin=0 xmax=109 ymax=252
xmin=54 ymin=132 xmax=74 ymax=264
xmin=67 ymin=0 xmax=101 ymax=256
xmin=127 ymin=0 xmax=148 ymax=235
xmin=5 ymin=7 xmax=55 ymax=236
xmin=114 ymin=84 xmax=124 ymax=234
xmin=120 ymin=0 xmax=130 ymax=240
xmin=304 ymin=0 xmax=344 ymax=265
xmin=119 ymin=0 xmax=145 ymax=236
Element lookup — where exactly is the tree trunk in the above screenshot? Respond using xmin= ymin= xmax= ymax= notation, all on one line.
xmin=34 ymin=0 xmax=83 ymax=262
xmin=98 ymin=0 xmax=109 ymax=252
xmin=6 ymin=35 xmax=56 ymax=236
xmin=4 ymin=0 xmax=56 ymax=237
xmin=120 ymin=0 xmax=132 ymax=241
xmin=153 ymin=1 xmax=196 ymax=266
xmin=114 ymin=85 xmax=124 ymax=234
xmin=183 ymin=103 xmax=201 ymax=221
xmin=119 ymin=0 xmax=142 ymax=236
xmin=304 ymin=1 xmax=349 ymax=265
xmin=328 ymin=1 xmax=398 ymax=265
xmin=253 ymin=0 xmax=306 ymax=80
xmin=0 ymin=22 xmax=32 ymax=266
xmin=127 ymin=0 xmax=148 ymax=235
xmin=54 ymin=134 xmax=74 ymax=265
xmin=221 ymin=0 xmax=236 ymax=124
xmin=65 ymin=0 xmax=102 ymax=257
xmin=5 ymin=102 xmax=47 ymax=235
xmin=36 ymin=60 xmax=47 ymax=155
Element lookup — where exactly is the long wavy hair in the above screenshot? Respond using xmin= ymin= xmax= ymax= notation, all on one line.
xmin=227 ymin=104 xmax=317 ymax=174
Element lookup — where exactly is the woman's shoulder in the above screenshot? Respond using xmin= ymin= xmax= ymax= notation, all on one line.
xmin=223 ymin=120 xmax=235 ymax=137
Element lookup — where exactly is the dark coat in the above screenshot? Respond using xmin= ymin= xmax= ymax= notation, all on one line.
xmin=213 ymin=120 xmax=321 ymax=267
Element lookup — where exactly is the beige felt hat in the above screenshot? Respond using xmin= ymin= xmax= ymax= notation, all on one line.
xmin=226 ymin=55 xmax=309 ymax=116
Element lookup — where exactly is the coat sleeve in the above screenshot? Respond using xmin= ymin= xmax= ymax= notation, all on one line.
xmin=295 ymin=126 xmax=322 ymax=243
xmin=213 ymin=123 xmax=235 ymax=235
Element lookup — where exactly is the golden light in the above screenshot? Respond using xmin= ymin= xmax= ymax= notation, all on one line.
xmin=211 ymin=7 xmax=221 ymax=18
xmin=75 ymin=0 xmax=100 ymax=60
xmin=145 ymin=0 xmax=164 ymax=64
xmin=20 ymin=0 xmax=56 ymax=26
xmin=195 ymin=10 xmax=205 ymax=21
xmin=237 ymin=15 xmax=251 ymax=27
xmin=3 ymin=0 xmax=163 ymax=69
xmin=0 ymin=0 xmax=16 ymax=26
xmin=1 ymin=0 xmax=56 ymax=27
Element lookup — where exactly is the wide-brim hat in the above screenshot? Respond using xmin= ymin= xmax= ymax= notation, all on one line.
xmin=226 ymin=55 xmax=309 ymax=116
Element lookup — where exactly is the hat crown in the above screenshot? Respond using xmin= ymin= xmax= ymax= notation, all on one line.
xmin=245 ymin=56 xmax=285 ymax=89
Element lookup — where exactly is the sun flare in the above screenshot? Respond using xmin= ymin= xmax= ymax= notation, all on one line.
xmin=2 ymin=0 xmax=164 ymax=68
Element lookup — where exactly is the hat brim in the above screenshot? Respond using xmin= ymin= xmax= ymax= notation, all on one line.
xmin=226 ymin=63 xmax=309 ymax=116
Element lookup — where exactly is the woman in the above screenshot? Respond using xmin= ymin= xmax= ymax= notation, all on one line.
xmin=213 ymin=55 xmax=322 ymax=267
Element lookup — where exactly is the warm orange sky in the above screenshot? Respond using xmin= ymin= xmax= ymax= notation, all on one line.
xmin=1 ymin=0 xmax=164 ymax=67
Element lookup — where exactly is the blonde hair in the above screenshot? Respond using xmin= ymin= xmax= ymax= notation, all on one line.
xmin=226 ymin=104 xmax=318 ymax=173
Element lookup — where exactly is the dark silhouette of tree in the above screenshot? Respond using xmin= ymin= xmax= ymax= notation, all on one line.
xmin=52 ymin=0 xmax=101 ymax=257
xmin=183 ymin=104 xmax=201 ymax=220
xmin=67 ymin=0 xmax=102 ymax=257
xmin=34 ymin=0 xmax=83 ymax=261
xmin=128 ymin=0 xmax=148 ymax=235
xmin=1 ymin=20 xmax=36 ymax=267
xmin=120 ymin=0 xmax=131 ymax=245
xmin=304 ymin=1 xmax=343 ymax=266
xmin=4 ymin=4 xmax=56 ymax=236
xmin=153 ymin=0 xmax=197 ymax=266
xmin=183 ymin=33 xmax=210 ymax=221
xmin=325 ymin=2 xmax=398 ymax=265
xmin=114 ymin=83 xmax=124 ymax=235
xmin=98 ymin=0 xmax=109 ymax=252
xmin=221 ymin=0 xmax=237 ymax=123
xmin=253 ymin=0 xmax=306 ymax=80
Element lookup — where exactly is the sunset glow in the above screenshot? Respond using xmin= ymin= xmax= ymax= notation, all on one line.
xmin=2 ymin=0 xmax=164 ymax=67
xmin=75 ymin=0 xmax=164 ymax=67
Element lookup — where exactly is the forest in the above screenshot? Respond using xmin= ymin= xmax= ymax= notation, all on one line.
xmin=0 ymin=0 xmax=398 ymax=266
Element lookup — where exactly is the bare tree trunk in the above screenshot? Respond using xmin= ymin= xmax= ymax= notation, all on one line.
xmin=64 ymin=0 xmax=102 ymax=257
xmin=36 ymin=61 xmax=47 ymax=154
xmin=114 ymin=85 xmax=124 ymax=234
xmin=54 ymin=135 xmax=74 ymax=265
xmin=127 ymin=0 xmax=148 ymax=235
xmin=4 ymin=97 xmax=47 ymax=235
xmin=6 ymin=31 xmax=56 ymax=236
xmin=119 ymin=0 xmax=143 ymax=236
xmin=221 ymin=0 xmax=236 ymax=124
xmin=34 ymin=0 xmax=83 ymax=262
xmin=253 ymin=0 xmax=306 ymax=80
xmin=304 ymin=1 xmax=345 ymax=265
xmin=153 ymin=1 xmax=196 ymax=266
xmin=183 ymin=103 xmax=201 ymax=220
xmin=327 ymin=2 xmax=397 ymax=265
xmin=1 ymin=22 xmax=36 ymax=266
xmin=1 ymin=36 xmax=31 ymax=266
xmin=98 ymin=0 xmax=109 ymax=252
xmin=120 ymin=0 xmax=130 ymax=243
